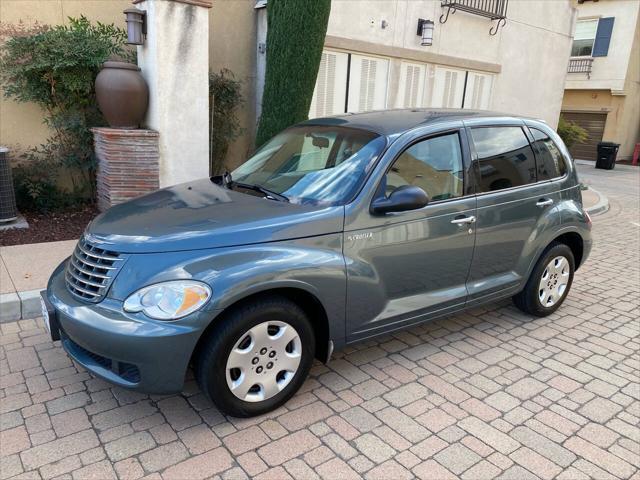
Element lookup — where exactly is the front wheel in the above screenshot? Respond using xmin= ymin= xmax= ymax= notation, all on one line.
xmin=195 ymin=296 xmax=315 ymax=417
xmin=513 ymin=242 xmax=575 ymax=317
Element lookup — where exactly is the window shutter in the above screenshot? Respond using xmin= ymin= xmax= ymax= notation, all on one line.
xmin=309 ymin=51 xmax=348 ymax=118
xmin=395 ymin=62 xmax=426 ymax=108
xmin=463 ymin=72 xmax=493 ymax=110
xmin=593 ymin=17 xmax=614 ymax=57
xmin=347 ymin=55 xmax=389 ymax=113
xmin=432 ymin=67 xmax=465 ymax=108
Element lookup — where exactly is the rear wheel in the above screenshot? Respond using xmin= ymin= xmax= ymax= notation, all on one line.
xmin=195 ymin=296 xmax=315 ymax=417
xmin=513 ymin=242 xmax=575 ymax=317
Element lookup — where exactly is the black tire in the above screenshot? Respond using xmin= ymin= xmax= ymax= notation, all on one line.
xmin=194 ymin=295 xmax=315 ymax=417
xmin=513 ymin=242 xmax=575 ymax=317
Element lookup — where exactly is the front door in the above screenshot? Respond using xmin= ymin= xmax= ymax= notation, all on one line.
xmin=345 ymin=129 xmax=477 ymax=342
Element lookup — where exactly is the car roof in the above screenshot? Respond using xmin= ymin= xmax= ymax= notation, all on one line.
xmin=300 ymin=108 xmax=537 ymax=138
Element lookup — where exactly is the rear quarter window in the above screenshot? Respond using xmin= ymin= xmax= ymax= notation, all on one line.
xmin=470 ymin=126 xmax=537 ymax=193
xmin=530 ymin=128 xmax=568 ymax=180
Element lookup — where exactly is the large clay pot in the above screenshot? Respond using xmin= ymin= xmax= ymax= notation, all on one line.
xmin=95 ymin=62 xmax=149 ymax=129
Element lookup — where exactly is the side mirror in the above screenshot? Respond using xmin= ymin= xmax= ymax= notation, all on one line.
xmin=371 ymin=185 xmax=429 ymax=215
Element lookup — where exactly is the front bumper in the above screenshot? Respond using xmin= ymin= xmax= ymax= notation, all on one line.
xmin=46 ymin=261 xmax=221 ymax=394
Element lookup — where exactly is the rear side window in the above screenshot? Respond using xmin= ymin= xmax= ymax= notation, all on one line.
xmin=530 ymin=128 xmax=567 ymax=180
xmin=471 ymin=127 xmax=537 ymax=192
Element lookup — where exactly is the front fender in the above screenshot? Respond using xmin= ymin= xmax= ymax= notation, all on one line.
xmin=108 ymin=235 xmax=347 ymax=347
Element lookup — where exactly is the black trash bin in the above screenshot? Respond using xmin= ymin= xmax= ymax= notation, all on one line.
xmin=595 ymin=141 xmax=620 ymax=170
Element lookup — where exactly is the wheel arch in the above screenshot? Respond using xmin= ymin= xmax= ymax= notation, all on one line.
xmin=553 ymin=231 xmax=584 ymax=269
xmin=192 ymin=287 xmax=333 ymax=366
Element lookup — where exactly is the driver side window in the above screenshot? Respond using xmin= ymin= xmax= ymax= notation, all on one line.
xmin=385 ymin=132 xmax=464 ymax=201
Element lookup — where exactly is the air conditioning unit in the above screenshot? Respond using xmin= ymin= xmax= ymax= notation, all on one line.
xmin=0 ymin=147 xmax=18 ymax=223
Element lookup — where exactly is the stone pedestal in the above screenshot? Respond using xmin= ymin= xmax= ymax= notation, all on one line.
xmin=92 ymin=128 xmax=160 ymax=212
xmin=133 ymin=0 xmax=212 ymax=187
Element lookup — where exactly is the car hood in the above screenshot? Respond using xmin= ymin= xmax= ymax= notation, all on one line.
xmin=85 ymin=179 xmax=344 ymax=253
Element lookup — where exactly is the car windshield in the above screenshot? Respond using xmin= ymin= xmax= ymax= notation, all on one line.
xmin=232 ymin=126 xmax=385 ymax=206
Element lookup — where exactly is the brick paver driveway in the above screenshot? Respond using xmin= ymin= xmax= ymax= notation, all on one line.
xmin=1 ymin=165 xmax=638 ymax=480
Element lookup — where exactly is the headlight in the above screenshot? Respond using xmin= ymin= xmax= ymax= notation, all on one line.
xmin=123 ymin=281 xmax=211 ymax=320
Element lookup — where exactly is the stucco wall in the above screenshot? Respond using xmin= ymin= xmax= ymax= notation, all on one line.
xmin=562 ymin=1 xmax=640 ymax=160
xmin=209 ymin=0 xmax=257 ymax=169
xmin=0 ymin=1 xmax=131 ymax=153
xmin=565 ymin=0 xmax=640 ymax=92
xmin=0 ymin=0 xmax=257 ymax=170
xmin=324 ymin=0 xmax=575 ymax=128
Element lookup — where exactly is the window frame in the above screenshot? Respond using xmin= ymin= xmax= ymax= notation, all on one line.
xmin=466 ymin=123 xmax=540 ymax=196
xmin=571 ymin=18 xmax=599 ymax=58
xmin=371 ymin=128 xmax=473 ymax=208
xmin=525 ymin=126 xmax=569 ymax=183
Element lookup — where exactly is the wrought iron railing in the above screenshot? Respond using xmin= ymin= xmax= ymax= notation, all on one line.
xmin=568 ymin=58 xmax=594 ymax=77
xmin=440 ymin=0 xmax=508 ymax=35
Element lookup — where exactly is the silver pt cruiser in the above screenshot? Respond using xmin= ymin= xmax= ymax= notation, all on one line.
xmin=42 ymin=109 xmax=592 ymax=417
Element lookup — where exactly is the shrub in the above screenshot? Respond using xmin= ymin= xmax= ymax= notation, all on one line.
xmin=209 ymin=69 xmax=244 ymax=175
xmin=557 ymin=117 xmax=589 ymax=149
xmin=0 ymin=16 xmax=131 ymax=211
xmin=255 ymin=0 xmax=331 ymax=148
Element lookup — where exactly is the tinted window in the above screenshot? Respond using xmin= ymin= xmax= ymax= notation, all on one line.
xmin=471 ymin=127 xmax=537 ymax=192
xmin=530 ymin=128 xmax=567 ymax=180
xmin=385 ymin=133 xmax=464 ymax=201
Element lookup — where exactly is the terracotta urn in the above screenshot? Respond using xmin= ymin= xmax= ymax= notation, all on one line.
xmin=95 ymin=62 xmax=149 ymax=129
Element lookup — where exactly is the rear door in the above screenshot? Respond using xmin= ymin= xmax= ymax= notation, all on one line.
xmin=464 ymin=121 xmax=560 ymax=305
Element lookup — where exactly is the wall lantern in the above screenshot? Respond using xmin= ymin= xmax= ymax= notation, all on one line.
xmin=417 ymin=18 xmax=434 ymax=46
xmin=124 ymin=8 xmax=146 ymax=45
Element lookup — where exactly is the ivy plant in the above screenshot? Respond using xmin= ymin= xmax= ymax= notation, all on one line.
xmin=255 ymin=0 xmax=331 ymax=148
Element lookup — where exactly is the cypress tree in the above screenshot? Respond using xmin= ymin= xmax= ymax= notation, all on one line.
xmin=255 ymin=0 xmax=331 ymax=148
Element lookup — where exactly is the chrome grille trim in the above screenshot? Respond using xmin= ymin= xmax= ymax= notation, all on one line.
xmin=65 ymin=238 xmax=126 ymax=303
xmin=76 ymin=242 xmax=123 ymax=262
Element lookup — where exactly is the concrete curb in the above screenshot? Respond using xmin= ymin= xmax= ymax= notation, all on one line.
xmin=585 ymin=186 xmax=610 ymax=216
xmin=0 ymin=289 xmax=42 ymax=323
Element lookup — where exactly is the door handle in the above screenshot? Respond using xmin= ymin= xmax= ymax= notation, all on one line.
xmin=536 ymin=198 xmax=554 ymax=208
xmin=451 ymin=215 xmax=476 ymax=225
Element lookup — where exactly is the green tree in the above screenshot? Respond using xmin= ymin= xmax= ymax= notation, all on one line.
xmin=557 ymin=117 xmax=589 ymax=149
xmin=209 ymin=69 xmax=244 ymax=175
xmin=255 ymin=0 xmax=331 ymax=148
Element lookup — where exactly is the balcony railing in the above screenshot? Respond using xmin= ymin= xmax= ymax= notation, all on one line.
xmin=568 ymin=58 xmax=594 ymax=78
xmin=440 ymin=0 xmax=508 ymax=35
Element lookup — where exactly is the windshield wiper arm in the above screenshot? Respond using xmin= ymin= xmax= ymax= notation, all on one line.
xmin=234 ymin=182 xmax=289 ymax=202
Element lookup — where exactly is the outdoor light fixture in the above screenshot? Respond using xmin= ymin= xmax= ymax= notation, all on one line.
xmin=124 ymin=8 xmax=146 ymax=45
xmin=417 ymin=18 xmax=434 ymax=46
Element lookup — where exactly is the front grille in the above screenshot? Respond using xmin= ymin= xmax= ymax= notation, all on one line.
xmin=65 ymin=238 xmax=124 ymax=302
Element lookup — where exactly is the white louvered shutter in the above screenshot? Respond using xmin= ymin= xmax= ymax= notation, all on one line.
xmin=463 ymin=72 xmax=493 ymax=110
xmin=395 ymin=62 xmax=426 ymax=108
xmin=347 ymin=55 xmax=389 ymax=113
xmin=309 ymin=51 xmax=348 ymax=118
xmin=432 ymin=67 xmax=465 ymax=108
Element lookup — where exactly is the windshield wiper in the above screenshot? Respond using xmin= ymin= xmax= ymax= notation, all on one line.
xmin=217 ymin=171 xmax=289 ymax=202
xmin=234 ymin=182 xmax=289 ymax=202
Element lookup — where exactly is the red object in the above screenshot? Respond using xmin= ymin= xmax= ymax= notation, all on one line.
xmin=633 ymin=143 xmax=640 ymax=166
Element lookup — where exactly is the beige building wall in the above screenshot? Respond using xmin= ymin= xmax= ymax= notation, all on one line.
xmin=0 ymin=0 xmax=257 ymax=169
xmin=562 ymin=0 xmax=640 ymax=160
xmin=322 ymin=0 xmax=575 ymax=128
xmin=209 ymin=0 xmax=257 ymax=169
xmin=0 ymin=1 xmax=131 ymax=154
